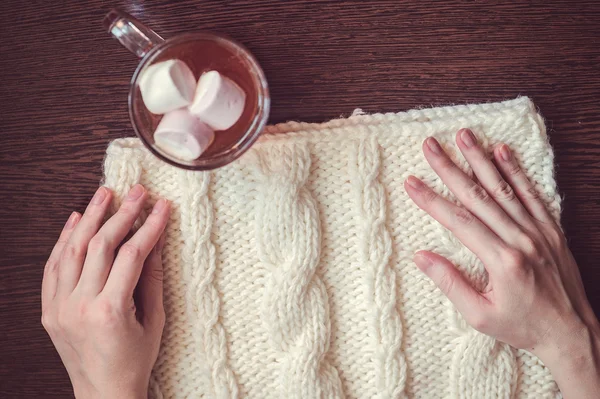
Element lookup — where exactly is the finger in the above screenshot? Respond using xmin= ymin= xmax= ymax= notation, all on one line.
xmin=137 ymin=233 xmax=166 ymax=327
xmin=42 ymin=212 xmax=81 ymax=311
xmin=77 ymin=184 xmax=148 ymax=296
xmin=493 ymin=144 xmax=554 ymax=224
xmin=414 ymin=250 xmax=490 ymax=328
xmin=103 ymin=199 xmax=170 ymax=301
xmin=57 ymin=187 xmax=113 ymax=297
xmin=405 ymin=176 xmax=506 ymax=266
xmin=423 ymin=137 xmax=523 ymax=243
xmin=455 ymin=129 xmax=537 ymax=231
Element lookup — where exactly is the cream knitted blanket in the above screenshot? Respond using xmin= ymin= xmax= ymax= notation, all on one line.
xmin=103 ymin=97 xmax=561 ymax=399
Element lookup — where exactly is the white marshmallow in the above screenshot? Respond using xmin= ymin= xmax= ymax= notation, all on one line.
xmin=153 ymin=109 xmax=214 ymax=162
xmin=139 ymin=59 xmax=196 ymax=115
xmin=188 ymin=70 xmax=246 ymax=131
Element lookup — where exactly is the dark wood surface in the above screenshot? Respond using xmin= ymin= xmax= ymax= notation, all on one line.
xmin=1 ymin=0 xmax=599 ymax=396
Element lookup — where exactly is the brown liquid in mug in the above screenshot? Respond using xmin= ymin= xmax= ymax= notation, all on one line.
xmin=143 ymin=39 xmax=259 ymax=158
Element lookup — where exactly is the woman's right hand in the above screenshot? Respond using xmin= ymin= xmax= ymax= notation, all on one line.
xmin=404 ymin=129 xmax=600 ymax=398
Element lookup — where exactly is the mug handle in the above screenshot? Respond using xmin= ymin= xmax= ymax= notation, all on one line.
xmin=103 ymin=9 xmax=165 ymax=58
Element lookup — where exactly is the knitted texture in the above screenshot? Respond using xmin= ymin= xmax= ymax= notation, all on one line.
xmin=103 ymin=97 xmax=561 ymax=399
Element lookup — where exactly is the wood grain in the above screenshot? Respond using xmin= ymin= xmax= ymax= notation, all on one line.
xmin=1 ymin=0 xmax=599 ymax=396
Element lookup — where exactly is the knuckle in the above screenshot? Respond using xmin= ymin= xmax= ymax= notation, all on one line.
xmin=508 ymin=164 xmax=522 ymax=177
xmin=436 ymin=271 xmax=456 ymax=296
xmin=91 ymin=300 xmax=120 ymax=328
xmin=501 ymin=249 xmax=527 ymax=273
xmin=453 ymin=208 xmax=475 ymax=226
xmin=143 ymin=217 xmax=163 ymax=231
xmin=474 ymin=150 xmax=488 ymax=162
xmin=421 ymin=189 xmax=438 ymax=206
xmin=438 ymin=156 xmax=457 ymax=170
xmin=60 ymin=243 xmax=84 ymax=263
xmin=491 ymin=180 xmax=515 ymax=201
xmin=117 ymin=203 xmax=140 ymax=219
xmin=547 ymin=225 xmax=566 ymax=246
xmin=88 ymin=235 xmax=112 ymax=254
xmin=44 ymin=258 xmax=58 ymax=274
xmin=119 ymin=243 xmax=141 ymax=261
xmin=54 ymin=238 xmax=68 ymax=249
xmin=469 ymin=312 xmax=489 ymax=332
xmin=467 ymin=184 xmax=491 ymax=204
xmin=41 ymin=312 xmax=54 ymax=332
xmin=56 ymin=308 xmax=72 ymax=332
xmin=518 ymin=235 xmax=539 ymax=257
xmin=147 ymin=265 xmax=164 ymax=285
xmin=76 ymin=301 xmax=89 ymax=320
xmin=525 ymin=185 xmax=540 ymax=200
xmin=503 ymin=248 xmax=525 ymax=266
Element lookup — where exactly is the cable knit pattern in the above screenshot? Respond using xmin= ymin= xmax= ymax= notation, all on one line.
xmin=351 ymin=136 xmax=407 ymax=399
xmin=179 ymin=171 xmax=239 ymax=398
xmin=451 ymin=332 xmax=518 ymax=399
xmin=102 ymin=97 xmax=561 ymax=398
xmin=252 ymin=142 xmax=344 ymax=398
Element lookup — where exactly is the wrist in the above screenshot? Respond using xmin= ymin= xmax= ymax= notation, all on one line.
xmin=73 ymin=382 xmax=148 ymax=399
xmin=75 ymin=389 xmax=147 ymax=399
xmin=535 ymin=316 xmax=600 ymax=392
xmin=106 ymin=389 xmax=148 ymax=399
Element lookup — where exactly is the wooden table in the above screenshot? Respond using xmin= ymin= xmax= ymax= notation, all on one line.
xmin=1 ymin=0 xmax=599 ymax=396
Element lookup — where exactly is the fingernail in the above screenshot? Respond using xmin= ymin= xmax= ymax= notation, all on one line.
xmin=126 ymin=184 xmax=145 ymax=201
xmin=152 ymin=198 xmax=168 ymax=214
xmin=500 ymin=144 xmax=512 ymax=162
xmin=405 ymin=176 xmax=424 ymax=190
xmin=91 ymin=187 xmax=107 ymax=205
xmin=426 ymin=137 xmax=442 ymax=154
xmin=64 ymin=212 xmax=79 ymax=229
xmin=414 ymin=252 xmax=433 ymax=271
xmin=460 ymin=129 xmax=476 ymax=148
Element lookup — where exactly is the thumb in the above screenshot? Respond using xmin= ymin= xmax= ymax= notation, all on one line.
xmin=414 ymin=250 xmax=489 ymax=326
xmin=138 ymin=233 xmax=166 ymax=328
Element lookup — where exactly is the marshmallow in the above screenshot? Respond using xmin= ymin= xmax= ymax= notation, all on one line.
xmin=188 ymin=70 xmax=246 ymax=131
xmin=139 ymin=59 xmax=196 ymax=115
xmin=153 ymin=109 xmax=214 ymax=162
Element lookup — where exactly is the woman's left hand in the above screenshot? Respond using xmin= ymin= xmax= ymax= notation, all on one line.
xmin=41 ymin=185 xmax=170 ymax=399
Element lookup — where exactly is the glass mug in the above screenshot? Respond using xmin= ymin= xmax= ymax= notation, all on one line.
xmin=103 ymin=9 xmax=270 ymax=170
